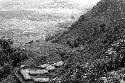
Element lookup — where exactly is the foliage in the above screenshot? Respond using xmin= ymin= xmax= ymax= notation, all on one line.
xmin=1 ymin=0 xmax=125 ymax=83
xmin=0 ymin=37 xmax=29 ymax=81
xmin=48 ymin=0 xmax=125 ymax=82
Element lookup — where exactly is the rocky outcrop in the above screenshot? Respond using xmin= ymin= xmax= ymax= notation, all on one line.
xmin=15 ymin=61 xmax=64 ymax=83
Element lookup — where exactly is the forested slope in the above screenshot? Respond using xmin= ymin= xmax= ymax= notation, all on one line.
xmin=1 ymin=0 xmax=125 ymax=83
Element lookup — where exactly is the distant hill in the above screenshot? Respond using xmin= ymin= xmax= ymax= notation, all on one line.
xmin=0 ymin=0 xmax=93 ymax=46
xmin=0 ymin=10 xmax=71 ymax=45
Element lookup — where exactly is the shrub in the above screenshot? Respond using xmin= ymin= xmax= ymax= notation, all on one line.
xmin=0 ymin=37 xmax=29 ymax=81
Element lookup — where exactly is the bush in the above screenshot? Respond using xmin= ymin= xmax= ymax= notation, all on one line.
xmin=0 ymin=37 xmax=29 ymax=81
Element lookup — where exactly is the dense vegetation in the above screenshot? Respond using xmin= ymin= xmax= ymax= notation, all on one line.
xmin=1 ymin=0 xmax=125 ymax=83
xmin=0 ymin=37 xmax=29 ymax=82
xmin=48 ymin=0 xmax=125 ymax=82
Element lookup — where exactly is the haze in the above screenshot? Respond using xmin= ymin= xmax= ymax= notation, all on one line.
xmin=0 ymin=0 xmax=100 ymax=10
xmin=0 ymin=0 xmax=101 ymax=45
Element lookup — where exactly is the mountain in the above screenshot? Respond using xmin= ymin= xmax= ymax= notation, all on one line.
xmin=47 ymin=0 xmax=125 ymax=82
xmin=51 ymin=0 xmax=122 ymax=46
xmin=2 ymin=0 xmax=125 ymax=83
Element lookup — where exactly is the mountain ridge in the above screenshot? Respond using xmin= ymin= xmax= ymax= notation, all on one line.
xmin=51 ymin=0 xmax=122 ymax=47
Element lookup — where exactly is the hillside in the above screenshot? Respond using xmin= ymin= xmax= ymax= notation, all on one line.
xmin=2 ymin=0 xmax=125 ymax=83
xmin=51 ymin=0 xmax=122 ymax=46
xmin=44 ymin=0 xmax=125 ymax=82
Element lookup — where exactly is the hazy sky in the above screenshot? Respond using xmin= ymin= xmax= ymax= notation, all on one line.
xmin=70 ymin=0 xmax=100 ymax=7
xmin=0 ymin=0 xmax=101 ymax=9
